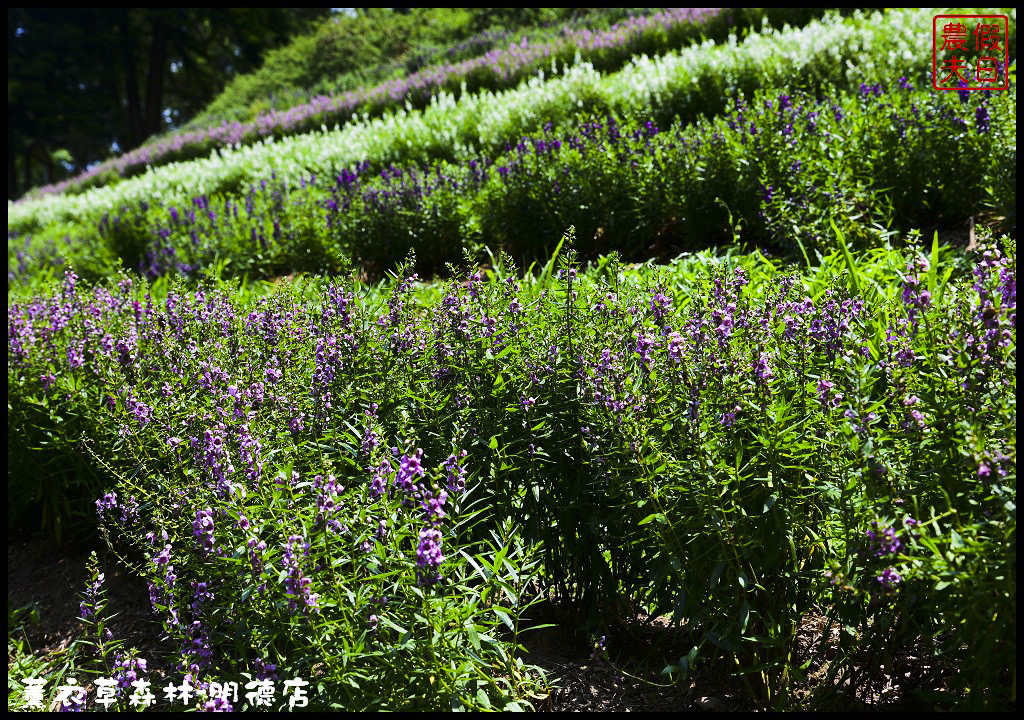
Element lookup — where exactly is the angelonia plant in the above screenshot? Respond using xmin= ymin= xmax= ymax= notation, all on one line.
xmin=8 ymin=227 xmax=1015 ymax=709
xmin=9 ymin=79 xmax=1015 ymax=288
xmin=69 ymin=551 xmax=152 ymax=712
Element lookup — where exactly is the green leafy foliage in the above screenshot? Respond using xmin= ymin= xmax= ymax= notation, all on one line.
xmin=7 ymin=232 xmax=1016 ymax=709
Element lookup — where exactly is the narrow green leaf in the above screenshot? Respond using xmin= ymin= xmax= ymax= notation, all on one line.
xmin=936 ymin=265 xmax=955 ymax=305
xmin=929 ymin=230 xmax=940 ymax=295
xmin=832 ymin=218 xmax=860 ymax=295
xmin=678 ymin=655 xmax=690 ymax=679
xmin=710 ymin=561 xmax=725 ymax=588
xmin=493 ymin=608 xmax=515 ymax=631
xmin=638 ymin=512 xmax=666 ymax=526
xmin=950 ymin=529 xmax=963 ymax=549
xmin=467 ymin=623 xmax=481 ymax=651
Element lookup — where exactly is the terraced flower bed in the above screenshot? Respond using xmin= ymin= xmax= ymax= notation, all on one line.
xmin=8 ymin=6 xmax=1016 ymax=712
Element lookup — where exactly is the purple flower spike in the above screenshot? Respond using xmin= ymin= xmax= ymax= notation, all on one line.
xmin=193 ymin=508 xmax=216 ymax=556
xmin=416 ymin=527 xmax=444 ymax=585
xmin=877 ymin=567 xmax=902 ymax=590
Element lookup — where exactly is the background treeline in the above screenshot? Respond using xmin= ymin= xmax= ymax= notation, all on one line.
xmin=7 ymin=8 xmax=328 ymax=199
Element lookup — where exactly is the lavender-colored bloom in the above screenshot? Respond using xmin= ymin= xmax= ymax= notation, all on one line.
xmin=443 ymin=451 xmax=468 ymax=495
xmin=154 ymin=543 xmax=173 ymax=568
xmin=816 ymin=378 xmax=835 ymax=407
xmin=902 ymin=407 xmax=927 ymax=432
xmin=254 ymin=657 xmax=278 ymax=682
xmin=416 ymin=527 xmax=444 ymax=585
xmin=362 ymin=412 xmax=380 ymax=455
xmin=248 ymin=538 xmax=267 ymax=580
xmin=237 ymin=424 xmax=263 ymax=485
xmin=202 ymin=697 xmax=233 ymax=712
xmin=975 ymin=104 xmax=990 ymax=133
xmin=193 ymin=508 xmax=215 ymax=556
xmin=185 ymin=616 xmax=213 ymax=675
xmin=282 ymin=535 xmax=319 ymax=613
xmin=422 ymin=488 xmax=449 ymax=525
xmin=666 ymin=332 xmax=684 ymax=364
xmin=127 ymin=397 xmax=154 ymax=427
xmin=650 ymin=291 xmax=671 ymax=320
xmin=57 ymin=681 xmax=86 ymax=712
xmin=957 ymin=80 xmax=970 ymax=104
xmin=96 ymin=491 xmax=118 ymax=521
xmin=112 ymin=651 xmax=148 ymax=690
xmin=66 ymin=341 xmax=85 ymax=369
xmin=753 ymin=352 xmax=774 ymax=382
xmin=877 ymin=567 xmax=902 ymax=589
xmin=369 ymin=459 xmax=391 ymax=500
xmin=865 ymin=521 xmax=903 ymax=557
xmin=634 ymin=333 xmax=657 ymax=371
xmin=393 ymin=449 xmax=425 ymax=496
xmin=79 ymin=571 xmax=106 ymax=620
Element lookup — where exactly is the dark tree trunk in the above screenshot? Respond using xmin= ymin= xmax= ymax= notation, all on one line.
xmin=119 ymin=12 xmax=143 ymax=148
xmin=23 ymin=146 xmax=34 ymax=192
xmin=143 ymin=17 xmax=170 ymax=140
xmin=9 ymin=151 xmax=18 ymax=200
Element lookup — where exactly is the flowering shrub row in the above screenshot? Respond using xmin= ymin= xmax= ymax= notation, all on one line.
xmin=12 ymin=7 xmax=1009 ymax=234
xmin=8 ymin=233 xmax=1015 ymax=708
xmin=28 ymin=8 xmax=842 ymax=201
xmin=24 ymin=8 xmax=726 ymax=199
xmin=10 ymin=80 xmax=1014 ymax=285
xmin=196 ymin=8 xmax=674 ymax=127
xmin=197 ymin=8 xmax=834 ymax=131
